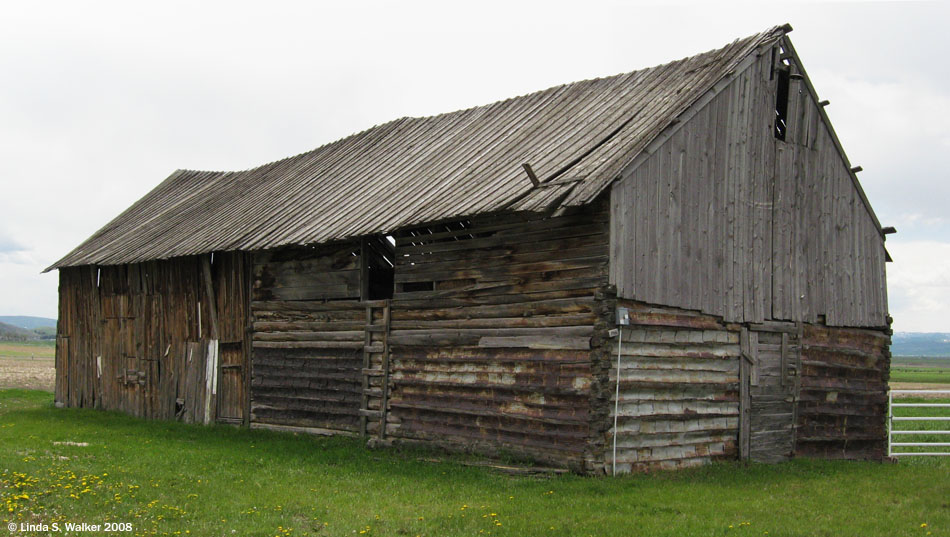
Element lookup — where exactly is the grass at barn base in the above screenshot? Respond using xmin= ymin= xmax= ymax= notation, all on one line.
xmin=0 ymin=390 xmax=947 ymax=537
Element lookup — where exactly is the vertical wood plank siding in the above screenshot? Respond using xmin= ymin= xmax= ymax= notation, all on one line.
xmin=602 ymin=300 xmax=741 ymax=473
xmin=249 ymin=242 xmax=366 ymax=432
xmin=610 ymin=47 xmax=888 ymax=328
xmin=771 ymin=70 xmax=888 ymax=327
xmin=795 ymin=324 xmax=891 ymax=459
xmin=55 ymin=253 xmax=249 ymax=422
xmin=384 ymin=203 xmax=609 ymax=469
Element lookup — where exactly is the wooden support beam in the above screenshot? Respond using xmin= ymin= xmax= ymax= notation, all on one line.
xmin=359 ymin=238 xmax=370 ymax=301
xmin=200 ymin=254 xmax=219 ymax=340
xmin=781 ymin=332 xmax=789 ymax=387
xmin=522 ymin=163 xmax=541 ymax=187
xmin=819 ymin=99 xmax=830 ymax=107
xmin=739 ymin=327 xmax=751 ymax=460
xmin=378 ymin=303 xmax=392 ymax=440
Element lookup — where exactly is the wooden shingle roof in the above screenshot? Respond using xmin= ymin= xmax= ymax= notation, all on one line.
xmin=50 ymin=25 xmax=788 ymax=270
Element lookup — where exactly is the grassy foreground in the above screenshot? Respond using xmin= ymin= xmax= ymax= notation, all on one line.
xmin=0 ymin=390 xmax=947 ymax=537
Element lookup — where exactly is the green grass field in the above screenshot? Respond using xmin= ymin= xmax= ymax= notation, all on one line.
xmin=0 ymin=390 xmax=947 ymax=537
xmin=890 ymin=356 xmax=950 ymax=385
xmin=891 ymin=367 xmax=950 ymax=384
xmin=0 ymin=341 xmax=55 ymax=359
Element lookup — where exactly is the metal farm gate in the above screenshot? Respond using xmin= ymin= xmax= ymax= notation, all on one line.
xmin=888 ymin=389 xmax=950 ymax=457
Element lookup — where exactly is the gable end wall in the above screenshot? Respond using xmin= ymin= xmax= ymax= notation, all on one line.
xmin=609 ymin=45 xmax=888 ymax=328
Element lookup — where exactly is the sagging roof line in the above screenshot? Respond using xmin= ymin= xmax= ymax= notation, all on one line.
xmin=48 ymin=25 xmax=791 ymax=271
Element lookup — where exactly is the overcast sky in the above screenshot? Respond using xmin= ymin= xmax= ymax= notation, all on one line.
xmin=1 ymin=0 xmax=947 ymax=332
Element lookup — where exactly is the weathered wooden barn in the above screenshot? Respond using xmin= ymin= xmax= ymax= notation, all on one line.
xmin=49 ymin=25 xmax=893 ymax=473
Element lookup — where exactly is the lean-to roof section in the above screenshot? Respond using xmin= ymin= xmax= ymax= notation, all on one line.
xmin=50 ymin=26 xmax=789 ymax=270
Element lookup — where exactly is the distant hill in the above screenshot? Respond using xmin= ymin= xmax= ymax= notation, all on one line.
xmin=0 ymin=321 xmax=40 ymax=341
xmin=891 ymin=332 xmax=950 ymax=357
xmin=0 ymin=316 xmax=57 ymax=330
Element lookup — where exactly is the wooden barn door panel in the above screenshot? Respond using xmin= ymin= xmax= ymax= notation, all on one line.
xmin=216 ymin=341 xmax=245 ymax=423
xmin=741 ymin=325 xmax=801 ymax=462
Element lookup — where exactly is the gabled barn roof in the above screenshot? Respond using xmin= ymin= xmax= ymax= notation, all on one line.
xmin=50 ymin=25 xmax=791 ymax=270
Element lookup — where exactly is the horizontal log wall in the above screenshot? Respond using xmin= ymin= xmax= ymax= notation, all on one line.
xmin=249 ymin=241 xmax=365 ymax=432
xmin=602 ymin=299 xmax=741 ymax=473
xmin=55 ymin=253 xmax=249 ymax=422
xmin=795 ymin=323 xmax=890 ymax=459
xmin=384 ymin=203 xmax=609 ymax=469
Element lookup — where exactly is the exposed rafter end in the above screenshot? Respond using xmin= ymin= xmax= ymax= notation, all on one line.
xmin=819 ymin=100 xmax=830 ymax=107
xmin=850 ymin=166 xmax=863 ymax=173
xmin=781 ymin=23 xmax=794 ymax=33
xmin=522 ymin=163 xmax=541 ymax=187
xmin=882 ymin=226 xmax=897 ymax=235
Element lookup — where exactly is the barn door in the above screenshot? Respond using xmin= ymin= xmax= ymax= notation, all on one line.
xmin=740 ymin=324 xmax=801 ymax=462
xmin=216 ymin=341 xmax=245 ymax=423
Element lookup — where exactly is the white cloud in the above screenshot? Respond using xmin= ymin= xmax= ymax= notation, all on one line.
xmin=886 ymin=241 xmax=950 ymax=333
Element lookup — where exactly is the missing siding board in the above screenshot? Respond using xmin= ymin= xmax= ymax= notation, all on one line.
xmin=774 ymin=68 xmax=790 ymax=141
xmin=400 ymin=281 xmax=434 ymax=293
xmin=397 ymin=219 xmax=494 ymax=251
xmin=364 ymin=235 xmax=395 ymax=300
xmin=393 ymin=219 xmax=495 ymax=295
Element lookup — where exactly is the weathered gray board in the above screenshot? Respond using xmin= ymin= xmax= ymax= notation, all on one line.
xmin=795 ymin=324 xmax=890 ymax=460
xmin=55 ymin=254 xmax=250 ymax=425
xmin=384 ymin=206 xmax=608 ymax=469
xmin=609 ymin=41 xmax=888 ymax=328
xmin=249 ymin=242 xmax=366 ymax=432
xmin=606 ymin=300 xmax=741 ymax=473
xmin=743 ymin=324 xmax=801 ymax=462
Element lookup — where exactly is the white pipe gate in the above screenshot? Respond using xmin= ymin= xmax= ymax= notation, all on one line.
xmin=888 ymin=390 xmax=950 ymax=457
